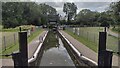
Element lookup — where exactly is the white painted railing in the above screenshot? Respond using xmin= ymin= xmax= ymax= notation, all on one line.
xmin=28 ymin=31 xmax=48 ymax=63
xmin=59 ymin=31 xmax=98 ymax=66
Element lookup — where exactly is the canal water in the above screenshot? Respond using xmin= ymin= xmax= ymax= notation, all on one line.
xmin=38 ymin=30 xmax=76 ymax=66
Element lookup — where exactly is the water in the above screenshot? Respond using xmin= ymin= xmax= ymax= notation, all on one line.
xmin=38 ymin=31 xmax=75 ymax=66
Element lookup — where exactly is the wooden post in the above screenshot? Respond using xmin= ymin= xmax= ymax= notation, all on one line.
xmin=98 ymin=32 xmax=107 ymax=67
xmin=3 ymin=36 xmax=6 ymax=50
xmin=98 ymin=32 xmax=113 ymax=68
xmin=19 ymin=27 xmax=21 ymax=32
xmin=98 ymin=32 xmax=107 ymax=52
xmin=19 ymin=32 xmax=28 ymax=67
xmin=87 ymin=32 xmax=88 ymax=40
xmin=11 ymin=52 xmax=22 ymax=67
xmin=14 ymin=34 xmax=16 ymax=44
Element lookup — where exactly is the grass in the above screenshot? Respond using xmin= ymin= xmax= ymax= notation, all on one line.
xmin=1 ymin=29 xmax=19 ymax=32
xmin=110 ymin=26 xmax=120 ymax=34
xmin=1 ymin=25 xmax=39 ymax=52
xmin=1 ymin=28 xmax=43 ymax=58
xmin=65 ymin=27 xmax=119 ymax=53
xmin=65 ymin=30 xmax=98 ymax=52
xmin=28 ymin=29 xmax=43 ymax=43
xmin=0 ymin=25 xmax=35 ymax=32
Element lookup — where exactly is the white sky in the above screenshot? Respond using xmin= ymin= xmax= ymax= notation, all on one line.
xmin=32 ymin=0 xmax=119 ymax=17
xmin=38 ymin=2 xmax=112 ymax=17
xmin=1 ymin=0 xmax=119 ymax=17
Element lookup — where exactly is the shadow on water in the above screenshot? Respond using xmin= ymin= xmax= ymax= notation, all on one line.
xmin=39 ymin=30 xmax=75 ymax=66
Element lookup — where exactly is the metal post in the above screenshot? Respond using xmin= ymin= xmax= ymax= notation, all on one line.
xmin=19 ymin=32 xmax=28 ymax=67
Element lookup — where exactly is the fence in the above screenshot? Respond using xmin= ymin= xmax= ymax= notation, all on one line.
xmin=1 ymin=26 xmax=42 ymax=51
xmin=66 ymin=27 xmax=99 ymax=46
xmin=2 ymin=32 xmax=18 ymax=51
xmin=66 ymin=27 xmax=119 ymax=52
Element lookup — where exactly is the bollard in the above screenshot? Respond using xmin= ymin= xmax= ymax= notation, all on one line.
xmin=19 ymin=32 xmax=28 ymax=67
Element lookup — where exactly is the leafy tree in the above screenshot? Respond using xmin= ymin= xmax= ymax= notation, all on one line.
xmin=2 ymin=2 xmax=57 ymax=28
xmin=63 ymin=2 xmax=77 ymax=22
xmin=76 ymin=9 xmax=99 ymax=26
xmin=110 ymin=1 xmax=120 ymax=25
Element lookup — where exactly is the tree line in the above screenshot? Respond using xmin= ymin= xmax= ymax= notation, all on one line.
xmin=2 ymin=2 xmax=120 ymax=28
xmin=62 ymin=2 xmax=120 ymax=27
xmin=2 ymin=2 xmax=57 ymax=28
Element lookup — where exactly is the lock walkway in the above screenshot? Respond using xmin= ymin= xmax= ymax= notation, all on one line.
xmin=59 ymin=30 xmax=119 ymax=66
xmin=1 ymin=30 xmax=47 ymax=67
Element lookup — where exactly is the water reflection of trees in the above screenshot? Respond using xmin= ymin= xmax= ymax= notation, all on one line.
xmin=44 ymin=31 xmax=59 ymax=51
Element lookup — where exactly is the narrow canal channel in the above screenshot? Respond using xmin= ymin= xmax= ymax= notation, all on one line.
xmin=39 ymin=30 xmax=76 ymax=66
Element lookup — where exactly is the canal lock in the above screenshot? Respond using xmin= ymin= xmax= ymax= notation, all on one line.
xmin=29 ymin=29 xmax=96 ymax=67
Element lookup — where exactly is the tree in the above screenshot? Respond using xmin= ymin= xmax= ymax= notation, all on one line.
xmin=63 ymin=2 xmax=77 ymax=22
xmin=39 ymin=3 xmax=57 ymax=15
xmin=76 ymin=9 xmax=99 ymax=26
xmin=110 ymin=1 xmax=120 ymax=25
xmin=2 ymin=2 xmax=57 ymax=28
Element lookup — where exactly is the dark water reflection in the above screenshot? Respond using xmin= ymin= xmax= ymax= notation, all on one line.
xmin=39 ymin=31 xmax=75 ymax=66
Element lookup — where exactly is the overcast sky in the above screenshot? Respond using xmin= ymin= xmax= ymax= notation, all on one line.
xmin=2 ymin=0 xmax=119 ymax=17
xmin=41 ymin=2 xmax=112 ymax=16
xmin=32 ymin=0 xmax=119 ymax=17
xmin=37 ymin=2 xmax=113 ymax=17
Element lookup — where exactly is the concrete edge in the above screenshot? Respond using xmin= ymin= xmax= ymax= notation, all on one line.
xmin=59 ymin=30 xmax=98 ymax=66
xmin=28 ymin=31 xmax=48 ymax=63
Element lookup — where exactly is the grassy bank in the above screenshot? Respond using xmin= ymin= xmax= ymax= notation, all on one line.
xmin=1 ymin=29 xmax=43 ymax=58
xmin=111 ymin=27 xmax=120 ymax=34
xmin=65 ymin=30 xmax=98 ymax=52
xmin=0 ymin=25 xmax=35 ymax=32
xmin=65 ymin=27 xmax=118 ymax=53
